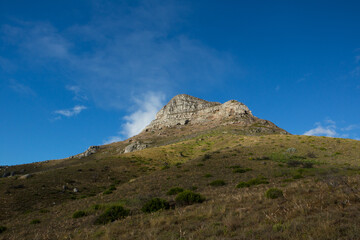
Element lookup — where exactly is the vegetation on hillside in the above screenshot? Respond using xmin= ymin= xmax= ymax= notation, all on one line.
xmin=0 ymin=126 xmax=359 ymax=239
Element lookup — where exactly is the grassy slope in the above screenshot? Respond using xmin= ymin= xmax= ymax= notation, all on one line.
xmin=0 ymin=128 xmax=360 ymax=239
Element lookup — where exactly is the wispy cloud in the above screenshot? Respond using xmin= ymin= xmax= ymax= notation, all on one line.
xmin=121 ymin=92 xmax=165 ymax=138
xmin=103 ymin=91 xmax=165 ymax=144
xmin=54 ymin=105 xmax=87 ymax=117
xmin=66 ymin=85 xmax=88 ymax=101
xmin=2 ymin=22 xmax=70 ymax=59
xmin=8 ymin=79 xmax=36 ymax=96
xmin=341 ymin=124 xmax=359 ymax=131
xmin=304 ymin=120 xmax=359 ymax=139
xmin=0 ymin=1 xmax=236 ymax=110
xmin=304 ymin=122 xmax=337 ymax=137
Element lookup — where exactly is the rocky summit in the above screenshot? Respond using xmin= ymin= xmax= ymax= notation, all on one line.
xmin=143 ymin=94 xmax=288 ymax=135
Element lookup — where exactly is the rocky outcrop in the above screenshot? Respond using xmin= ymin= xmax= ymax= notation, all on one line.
xmin=144 ymin=94 xmax=255 ymax=130
xmin=124 ymin=141 xmax=148 ymax=153
xmin=19 ymin=174 xmax=32 ymax=179
xmin=70 ymin=146 xmax=100 ymax=159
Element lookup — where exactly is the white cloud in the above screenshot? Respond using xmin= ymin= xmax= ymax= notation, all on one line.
xmin=341 ymin=124 xmax=359 ymax=131
xmin=2 ymin=22 xmax=70 ymax=59
xmin=0 ymin=1 xmax=236 ymax=110
xmin=304 ymin=123 xmax=337 ymax=137
xmin=121 ymin=92 xmax=165 ymax=138
xmin=304 ymin=120 xmax=360 ymax=139
xmin=54 ymin=105 xmax=87 ymax=117
xmin=103 ymin=91 xmax=165 ymax=143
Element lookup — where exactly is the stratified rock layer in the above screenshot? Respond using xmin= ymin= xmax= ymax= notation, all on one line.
xmin=145 ymin=94 xmax=256 ymax=130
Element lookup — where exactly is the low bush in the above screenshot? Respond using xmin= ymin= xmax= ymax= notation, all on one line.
xmin=94 ymin=205 xmax=130 ymax=225
xmin=0 ymin=226 xmax=7 ymax=234
xmin=247 ymin=177 xmax=269 ymax=185
xmin=175 ymin=190 xmax=205 ymax=206
xmin=161 ymin=165 xmax=170 ymax=170
xmin=209 ymin=180 xmax=226 ymax=186
xmin=204 ymin=173 xmax=213 ymax=178
xmin=236 ymin=177 xmax=269 ymax=188
xmin=265 ymin=188 xmax=283 ymax=199
xmin=273 ymin=223 xmax=285 ymax=232
xmin=103 ymin=189 xmax=113 ymax=195
xmin=292 ymin=174 xmax=303 ymax=179
xmin=92 ymin=204 xmax=102 ymax=210
xmin=30 ymin=219 xmax=41 ymax=224
xmin=167 ymin=187 xmax=184 ymax=195
xmin=302 ymin=162 xmax=314 ymax=168
xmin=141 ymin=198 xmax=170 ymax=213
xmin=236 ymin=182 xmax=250 ymax=188
xmin=103 ymin=185 xmax=117 ymax=195
xmin=233 ymin=168 xmax=252 ymax=173
xmin=73 ymin=210 xmax=87 ymax=218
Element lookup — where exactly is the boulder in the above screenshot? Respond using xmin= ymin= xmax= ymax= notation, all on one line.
xmin=124 ymin=141 xmax=148 ymax=153
xmin=19 ymin=174 xmax=32 ymax=179
xmin=77 ymin=146 xmax=100 ymax=158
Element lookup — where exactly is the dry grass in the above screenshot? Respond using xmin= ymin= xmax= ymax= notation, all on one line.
xmin=0 ymin=125 xmax=359 ymax=239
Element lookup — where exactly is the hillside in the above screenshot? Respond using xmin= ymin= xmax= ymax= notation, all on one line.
xmin=0 ymin=95 xmax=359 ymax=240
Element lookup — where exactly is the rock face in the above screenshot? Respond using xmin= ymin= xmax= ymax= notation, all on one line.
xmin=145 ymin=94 xmax=256 ymax=130
xmin=124 ymin=141 xmax=148 ymax=153
xmin=72 ymin=146 xmax=100 ymax=159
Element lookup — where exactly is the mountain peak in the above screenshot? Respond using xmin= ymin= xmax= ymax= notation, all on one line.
xmin=145 ymin=94 xmax=257 ymax=130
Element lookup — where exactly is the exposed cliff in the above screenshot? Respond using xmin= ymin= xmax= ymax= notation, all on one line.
xmin=143 ymin=94 xmax=286 ymax=134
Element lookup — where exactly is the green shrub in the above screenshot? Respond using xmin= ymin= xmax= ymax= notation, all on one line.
xmin=141 ymin=198 xmax=170 ymax=213
xmin=108 ymin=185 xmax=116 ymax=191
xmin=273 ymin=223 xmax=285 ymax=232
xmin=103 ymin=189 xmax=113 ymax=195
xmin=204 ymin=173 xmax=213 ymax=178
xmin=161 ymin=165 xmax=170 ymax=170
xmin=94 ymin=205 xmax=130 ymax=225
xmin=236 ymin=182 xmax=250 ymax=188
xmin=92 ymin=204 xmax=102 ymax=210
xmin=236 ymin=177 xmax=269 ymax=188
xmin=175 ymin=190 xmax=205 ymax=206
xmin=265 ymin=188 xmax=283 ymax=199
xmin=0 ymin=226 xmax=7 ymax=234
xmin=233 ymin=168 xmax=252 ymax=173
xmin=209 ymin=180 xmax=226 ymax=187
xmin=167 ymin=187 xmax=184 ymax=195
xmin=73 ymin=210 xmax=87 ymax=218
xmin=247 ymin=177 xmax=269 ymax=185
xmin=30 ymin=219 xmax=41 ymax=224
xmin=292 ymin=174 xmax=303 ymax=179
xmin=229 ymin=165 xmax=241 ymax=168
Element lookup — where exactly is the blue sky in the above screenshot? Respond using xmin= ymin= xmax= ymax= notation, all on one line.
xmin=1 ymin=0 xmax=359 ymax=165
